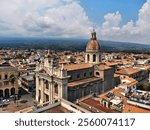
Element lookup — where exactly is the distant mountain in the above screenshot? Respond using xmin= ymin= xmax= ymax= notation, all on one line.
xmin=0 ymin=37 xmax=150 ymax=53
xmin=100 ymin=40 xmax=150 ymax=53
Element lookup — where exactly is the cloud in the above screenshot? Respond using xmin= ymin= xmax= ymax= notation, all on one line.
xmin=102 ymin=11 xmax=121 ymax=28
xmin=0 ymin=0 xmax=91 ymax=38
xmin=100 ymin=11 xmax=121 ymax=36
xmin=0 ymin=0 xmax=150 ymax=44
xmin=99 ymin=0 xmax=150 ymax=44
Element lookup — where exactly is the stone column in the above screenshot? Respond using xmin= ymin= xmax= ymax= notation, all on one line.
xmin=89 ymin=53 xmax=93 ymax=64
xmin=49 ymin=81 xmax=53 ymax=104
xmin=36 ymin=76 xmax=39 ymax=102
xmin=96 ymin=53 xmax=100 ymax=64
xmin=51 ymin=80 xmax=55 ymax=103
xmin=40 ymin=79 xmax=44 ymax=104
xmin=62 ymin=84 xmax=68 ymax=100
xmin=85 ymin=53 xmax=87 ymax=63
xmin=59 ymin=83 xmax=62 ymax=99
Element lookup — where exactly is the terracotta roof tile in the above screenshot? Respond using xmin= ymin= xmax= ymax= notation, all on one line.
xmin=105 ymin=61 xmax=117 ymax=66
xmin=82 ymin=98 xmax=114 ymax=113
xmin=116 ymin=68 xmax=141 ymax=75
xmin=86 ymin=40 xmax=101 ymax=51
xmin=97 ymin=65 xmax=111 ymax=71
xmin=64 ymin=63 xmax=93 ymax=71
xmin=114 ymin=74 xmax=120 ymax=78
xmin=68 ymin=77 xmax=101 ymax=87
xmin=123 ymin=104 xmax=150 ymax=113
xmin=120 ymin=76 xmax=138 ymax=87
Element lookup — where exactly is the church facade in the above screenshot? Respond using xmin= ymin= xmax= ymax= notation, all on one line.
xmin=35 ymin=31 xmax=115 ymax=104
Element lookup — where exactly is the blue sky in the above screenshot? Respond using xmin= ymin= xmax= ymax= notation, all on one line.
xmin=80 ymin=0 xmax=146 ymax=26
xmin=0 ymin=0 xmax=150 ymax=44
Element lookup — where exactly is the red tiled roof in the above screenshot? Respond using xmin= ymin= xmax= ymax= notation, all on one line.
xmin=114 ymin=74 xmax=120 ymax=78
xmin=97 ymin=65 xmax=111 ymax=71
xmin=116 ymin=68 xmax=141 ymax=75
xmin=64 ymin=63 xmax=93 ymax=71
xmin=68 ymin=77 xmax=101 ymax=87
xmin=82 ymin=98 xmax=114 ymax=113
xmin=123 ymin=104 xmax=150 ymax=113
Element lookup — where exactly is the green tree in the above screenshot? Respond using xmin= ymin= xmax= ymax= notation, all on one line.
xmin=137 ymin=83 xmax=150 ymax=91
xmin=137 ymin=83 xmax=144 ymax=90
xmin=9 ymin=74 xmax=16 ymax=85
xmin=143 ymin=84 xmax=149 ymax=91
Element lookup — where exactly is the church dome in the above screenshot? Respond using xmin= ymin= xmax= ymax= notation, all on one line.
xmin=86 ymin=30 xmax=101 ymax=52
xmin=86 ymin=40 xmax=100 ymax=50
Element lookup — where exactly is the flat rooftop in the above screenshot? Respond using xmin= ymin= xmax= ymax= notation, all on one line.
xmin=21 ymin=73 xmax=35 ymax=81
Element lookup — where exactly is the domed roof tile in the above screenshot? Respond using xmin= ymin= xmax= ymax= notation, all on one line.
xmin=86 ymin=30 xmax=101 ymax=51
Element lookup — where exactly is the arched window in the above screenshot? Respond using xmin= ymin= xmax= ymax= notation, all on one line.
xmin=45 ymin=94 xmax=49 ymax=102
xmin=104 ymin=102 xmax=107 ymax=107
xmin=45 ymin=80 xmax=49 ymax=89
xmin=87 ymin=54 xmax=90 ymax=61
xmin=39 ymin=90 xmax=41 ymax=101
xmin=93 ymin=54 xmax=96 ymax=62
xmin=11 ymin=88 xmax=15 ymax=95
xmin=90 ymin=72 xmax=93 ymax=76
xmin=84 ymin=72 xmax=86 ymax=77
xmin=5 ymin=74 xmax=8 ymax=79
xmin=96 ymin=72 xmax=100 ymax=76
xmin=5 ymin=89 xmax=9 ymax=98
xmin=0 ymin=90 xmax=3 ymax=97
xmin=54 ymin=83 xmax=58 ymax=94
xmin=69 ymin=76 xmax=72 ymax=80
xmin=77 ymin=74 xmax=80 ymax=78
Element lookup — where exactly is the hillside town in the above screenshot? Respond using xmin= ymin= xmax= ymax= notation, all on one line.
xmin=0 ymin=31 xmax=150 ymax=113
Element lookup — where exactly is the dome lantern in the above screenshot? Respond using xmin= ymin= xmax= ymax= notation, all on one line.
xmin=85 ymin=30 xmax=102 ymax=65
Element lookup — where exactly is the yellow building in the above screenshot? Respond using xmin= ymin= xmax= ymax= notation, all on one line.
xmin=0 ymin=61 xmax=18 ymax=98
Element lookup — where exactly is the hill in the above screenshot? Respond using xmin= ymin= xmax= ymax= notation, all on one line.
xmin=0 ymin=37 xmax=150 ymax=53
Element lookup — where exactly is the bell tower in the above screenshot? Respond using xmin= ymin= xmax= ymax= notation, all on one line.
xmin=85 ymin=30 xmax=101 ymax=65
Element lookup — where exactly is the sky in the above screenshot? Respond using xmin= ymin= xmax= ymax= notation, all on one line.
xmin=0 ymin=0 xmax=150 ymax=44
